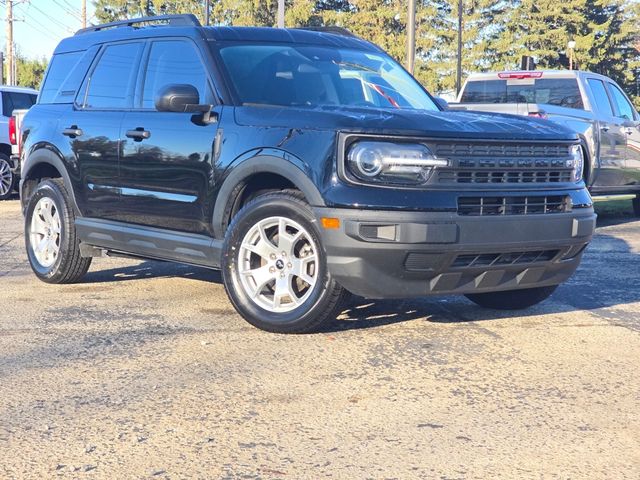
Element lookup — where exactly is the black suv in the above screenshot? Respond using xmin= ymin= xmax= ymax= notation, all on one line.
xmin=20 ymin=15 xmax=596 ymax=333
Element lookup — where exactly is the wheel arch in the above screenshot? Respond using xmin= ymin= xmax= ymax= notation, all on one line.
xmin=20 ymin=147 xmax=79 ymax=215
xmin=212 ymin=154 xmax=325 ymax=239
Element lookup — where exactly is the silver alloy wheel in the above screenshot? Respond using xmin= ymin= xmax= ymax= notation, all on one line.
xmin=29 ymin=197 xmax=62 ymax=268
xmin=0 ymin=158 xmax=13 ymax=197
xmin=238 ymin=216 xmax=319 ymax=313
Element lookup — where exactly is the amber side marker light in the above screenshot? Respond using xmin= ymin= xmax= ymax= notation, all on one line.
xmin=321 ymin=217 xmax=341 ymax=229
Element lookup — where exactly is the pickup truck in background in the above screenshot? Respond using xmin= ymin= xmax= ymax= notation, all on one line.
xmin=0 ymin=86 xmax=38 ymax=200
xmin=449 ymin=70 xmax=640 ymax=215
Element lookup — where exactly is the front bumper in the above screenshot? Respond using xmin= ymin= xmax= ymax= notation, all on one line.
xmin=314 ymin=207 xmax=596 ymax=298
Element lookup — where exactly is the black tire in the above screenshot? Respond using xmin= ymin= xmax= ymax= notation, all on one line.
xmin=221 ymin=190 xmax=345 ymax=333
xmin=0 ymin=154 xmax=15 ymax=200
xmin=633 ymin=195 xmax=640 ymax=217
xmin=24 ymin=178 xmax=91 ymax=284
xmin=465 ymin=285 xmax=558 ymax=310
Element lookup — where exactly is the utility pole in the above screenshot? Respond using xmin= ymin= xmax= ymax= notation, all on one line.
xmin=81 ymin=0 xmax=87 ymax=28
xmin=455 ymin=0 xmax=463 ymax=95
xmin=6 ymin=0 xmax=14 ymax=85
xmin=205 ymin=0 xmax=210 ymax=25
xmin=406 ymin=0 xmax=416 ymax=74
xmin=277 ymin=0 xmax=284 ymax=28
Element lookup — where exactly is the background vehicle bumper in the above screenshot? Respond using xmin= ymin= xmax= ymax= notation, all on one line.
xmin=314 ymin=207 xmax=596 ymax=298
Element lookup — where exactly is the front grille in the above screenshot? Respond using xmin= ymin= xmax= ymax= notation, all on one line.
xmin=451 ymin=249 xmax=560 ymax=268
xmin=432 ymin=142 xmax=574 ymax=186
xmin=433 ymin=143 xmax=571 ymax=158
xmin=438 ymin=169 xmax=573 ymax=184
xmin=457 ymin=195 xmax=570 ymax=216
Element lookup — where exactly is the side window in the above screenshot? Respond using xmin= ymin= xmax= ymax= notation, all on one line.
xmin=587 ymin=79 xmax=614 ymax=117
xmin=608 ymin=83 xmax=635 ymax=120
xmin=141 ymin=40 xmax=211 ymax=109
xmin=81 ymin=42 xmax=143 ymax=109
xmin=39 ymin=51 xmax=83 ymax=104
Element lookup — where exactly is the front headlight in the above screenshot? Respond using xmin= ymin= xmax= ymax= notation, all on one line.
xmin=346 ymin=141 xmax=448 ymax=186
xmin=568 ymin=144 xmax=584 ymax=182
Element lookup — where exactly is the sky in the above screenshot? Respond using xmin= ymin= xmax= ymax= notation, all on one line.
xmin=1 ymin=1 xmax=97 ymax=59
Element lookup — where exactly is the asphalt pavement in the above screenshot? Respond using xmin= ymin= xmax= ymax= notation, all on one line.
xmin=1 ymin=197 xmax=639 ymax=479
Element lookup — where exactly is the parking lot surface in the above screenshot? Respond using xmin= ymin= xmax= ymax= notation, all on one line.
xmin=1 ymin=198 xmax=639 ymax=479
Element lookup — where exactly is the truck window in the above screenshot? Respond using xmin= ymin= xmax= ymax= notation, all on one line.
xmin=40 ymin=52 xmax=83 ymax=104
xmin=607 ymin=83 xmax=636 ymax=120
xmin=461 ymin=78 xmax=583 ymax=109
xmin=2 ymin=92 xmax=36 ymax=117
xmin=81 ymin=43 xmax=143 ymax=109
xmin=586 ymin=79 xmax=614 ymax=116
xmin=140 ymin=40 xmax=212 ymax=109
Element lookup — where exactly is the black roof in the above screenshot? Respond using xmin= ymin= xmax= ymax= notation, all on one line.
xmin=55 ymin=15 xmax=379 ymax=54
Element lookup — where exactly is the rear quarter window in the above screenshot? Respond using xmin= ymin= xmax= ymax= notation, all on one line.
xmin=39 ymin=51 xmax=84 ymax=104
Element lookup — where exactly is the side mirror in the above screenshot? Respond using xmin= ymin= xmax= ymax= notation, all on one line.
xmin=155 ymin=84 xmax=209 ymax=113
xmin=435 ymin=97 xmax=449 ymax=110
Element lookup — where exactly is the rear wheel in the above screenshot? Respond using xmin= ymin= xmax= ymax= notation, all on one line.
xmin=222 ymin=190 xmax=345 ymax=333
xmin=465 ymin=285 xmax=558 ymax=310
xmin=0 ymin=154 xmax=15 ymax=200
xmin=25 ymin=179 xmax=91 ymax=283
xmin=633 ymin=195 xmax=640 ymax=217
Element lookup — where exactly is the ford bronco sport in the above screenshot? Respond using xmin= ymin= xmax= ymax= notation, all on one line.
xmin=19 ymin=15 xmax=596 ymax=333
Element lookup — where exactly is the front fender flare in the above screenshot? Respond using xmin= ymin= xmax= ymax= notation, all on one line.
xmin=212 ymin=153 xmax=326 ymax=239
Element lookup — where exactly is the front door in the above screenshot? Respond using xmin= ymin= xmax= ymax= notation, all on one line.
xmin=117 ymin=38 xmax=219 ymax=235
xmin=586 ymin=78 xmax=627 ymax=188
xmin=67 ymin=41 xmax=144 ymax=219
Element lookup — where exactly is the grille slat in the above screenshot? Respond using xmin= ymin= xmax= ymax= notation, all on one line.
xmin=438 ymin=169 xmax=573 ymax=184
xmin=451 ymin=249 xmax=560 ymax=268
xmin=458 ymin=195 xmax=570 ymax=216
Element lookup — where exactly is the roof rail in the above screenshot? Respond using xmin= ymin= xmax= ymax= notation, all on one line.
xmin=295 ymin=26 xmax=357 ymax=38
xmin=75 ymin=14 xmax=201 ymax=35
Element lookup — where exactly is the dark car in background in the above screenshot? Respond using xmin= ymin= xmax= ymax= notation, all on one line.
xmin=17 ymin=15 xmax=595 ymax=333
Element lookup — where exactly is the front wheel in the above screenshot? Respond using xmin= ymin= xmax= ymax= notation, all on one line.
xmin=465 ymin=285 xmax=558 ymax=310
xmin=221 ymin=190 xmax=345 ymax=333
xmin=0 ymin=154 xmax=15 ymax=200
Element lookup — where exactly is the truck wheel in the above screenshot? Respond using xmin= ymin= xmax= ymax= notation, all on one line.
xmin=633 ymin=195 xmax=640 ymax=217
xmin=0 ymin=154 xmax=15 ymax=200
xmin=465 ymin=285 xmax=558 ymax=310
xmin=222 ymin=190 xmax=345 ymax=333
xmin=25 ymin=179 xmax=91 ymax=284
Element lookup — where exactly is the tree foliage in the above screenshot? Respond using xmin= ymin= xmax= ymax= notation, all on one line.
xmin=14 ymin=54 xmax=48 ymax=89
xmin=91 ymin=0 xmax=640 ymax=103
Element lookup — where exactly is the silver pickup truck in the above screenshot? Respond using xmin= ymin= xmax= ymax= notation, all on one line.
xmin=450 ymin=70 xmax=640 ymax=214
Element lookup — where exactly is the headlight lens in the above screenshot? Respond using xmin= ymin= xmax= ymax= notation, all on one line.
xmin=568 ymin=144 xmax=584 ymax=182
xmin=346 ymin=141 xmax=448 ymax=185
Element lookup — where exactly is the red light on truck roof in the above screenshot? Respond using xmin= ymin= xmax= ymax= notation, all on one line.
xmin=498 ymin=72 xmax=543 ymax=80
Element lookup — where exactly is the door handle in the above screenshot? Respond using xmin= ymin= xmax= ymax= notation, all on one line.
xmin=62 ymin=126 xmax=83 ymax=138
xmin=625 ymin=128 xmax=634 ymax=135
xmin=126 ymin=128 xmax=151 ymax=141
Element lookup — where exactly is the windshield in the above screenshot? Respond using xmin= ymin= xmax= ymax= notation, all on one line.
xmin=216 ymin=43 xmax=438 ymax=111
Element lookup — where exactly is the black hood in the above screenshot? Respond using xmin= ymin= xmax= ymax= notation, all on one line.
xmin=234 ymin=105 xmax=577 ymax=141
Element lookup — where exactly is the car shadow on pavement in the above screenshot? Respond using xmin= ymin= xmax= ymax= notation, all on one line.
xmin=83 ymin=260 xmax=222 ymax=284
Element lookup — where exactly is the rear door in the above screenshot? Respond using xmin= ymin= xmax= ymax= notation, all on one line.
xmin=606 ymin=81 xmax=640 ymax=186
xmin=117 ymin=38 xmax=219 ymax=234
xmin=67 ymin=41 xmax=144 ymax=218
xmin=586 ymin=78 xmax=627 ymax=188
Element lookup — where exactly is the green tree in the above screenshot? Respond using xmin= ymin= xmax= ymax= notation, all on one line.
xmin=15 ymin=55 xmax=48 ymax=89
